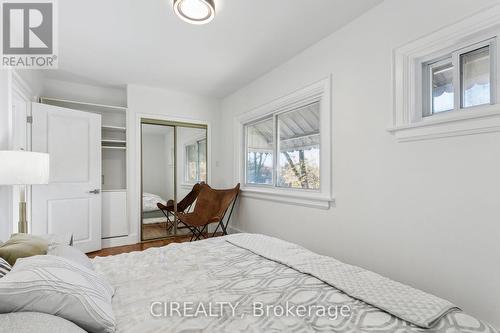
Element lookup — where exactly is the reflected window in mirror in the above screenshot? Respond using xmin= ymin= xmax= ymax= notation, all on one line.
xmin=185 ymin=138 xmax=207 ymax=183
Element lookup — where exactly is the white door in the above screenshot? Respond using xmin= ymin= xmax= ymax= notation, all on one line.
xmin=31 ymin=103 xmax=102 ymax=253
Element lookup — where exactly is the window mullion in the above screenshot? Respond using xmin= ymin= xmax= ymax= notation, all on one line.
xmin=423 ymin=64 xmax=431 ymax=117
xmin=272 ymin=114 xmax=278 ymax=188
xmin=452 ymin=51 xmax=460 ymax=111
xmin=243 ymin=125 xmax=247 ymax=185
xmin=491 ymin=38 xmax=498 ymax=105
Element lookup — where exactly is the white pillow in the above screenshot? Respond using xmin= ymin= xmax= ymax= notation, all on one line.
xmin=48 ymin=245 xmax=93 ymax=270
xmin=0 ymin=255 xmax=115 ymax=333
xmin=0 ymin=312 xmax=86 ymax=333
xmin=38 ymin=233 xmax=73 ymax=250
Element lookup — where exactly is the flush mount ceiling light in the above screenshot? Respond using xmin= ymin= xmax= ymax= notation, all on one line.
xmin=173 ymin=0 xmax=215 ymax=25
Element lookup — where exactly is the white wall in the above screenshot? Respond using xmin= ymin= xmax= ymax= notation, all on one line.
xmin=127 ymin=84 xmax=221 ymax=242
xmin=41 ymin=78 xmax=127 ymax=107
xmin=220 ymin=0 xmax=500 ymax=327
xmin=16 ymin=71 xmax=44 ymax=97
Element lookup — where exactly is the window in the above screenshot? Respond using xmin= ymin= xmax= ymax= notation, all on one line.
xmin=185 ymin=139 xmax=206 ymax=183
xmin=236 ymin=78 xmax=332 ymax=208
xmin=246 ymin=118 xmax=273 ymax=185
xmin=391 ymin=9 xmax=500 ymax=142
xmin=461 ymin=46 xmax=491 ymax=108
xmin=277 ymin=103 xmax=320 ymax=190
xmin=423 ymin=40 xmax=495 ymax=117
xmin=429 ymin=59 xmax=454 ymax=114
xmin=245 ymin=101 xmax=321 ymax=190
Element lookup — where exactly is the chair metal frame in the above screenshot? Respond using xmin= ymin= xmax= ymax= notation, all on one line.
xmin=157 ymin=182 xmax=204 ymax=235
xmin=186 ymin=190 xmax=239 ymax=241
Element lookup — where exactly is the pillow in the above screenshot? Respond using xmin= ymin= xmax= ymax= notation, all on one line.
xmin=38 ymin=233 xmax=74 ymax=250
xmin=48 ymin=245 xmax=94 ymax=270
xmin=0 ymin=258 xmax=11 ymax=278
xmin=0 ymin=234 xmax=48 ymax=265
xmin=0 ymin=255 xmax=115 ymax=333
xmin=0 ymin=312 xmax=86 ymax=333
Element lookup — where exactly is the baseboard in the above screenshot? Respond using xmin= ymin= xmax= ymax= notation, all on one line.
xmin=101 ymin=234 xmax=138 ymax=248
xmin=227 ymin=226 xmax=245 ymax=234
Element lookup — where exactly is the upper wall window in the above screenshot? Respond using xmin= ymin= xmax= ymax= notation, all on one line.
xmin=391 ymin=8 xmax=500 ymax=143
xmin=423 ymin=39 xmax=496 ymax=117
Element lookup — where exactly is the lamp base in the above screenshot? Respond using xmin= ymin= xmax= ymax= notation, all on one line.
xmin=18 ymin=201 xmax=28 ymax=234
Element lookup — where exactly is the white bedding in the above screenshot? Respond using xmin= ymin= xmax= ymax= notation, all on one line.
xmin=92 ymin=234 xmax=498 ymax=333
xmin=142 ymin=192 xmax=166 ymax=212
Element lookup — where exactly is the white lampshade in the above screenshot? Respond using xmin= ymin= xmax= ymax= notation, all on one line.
xmin=0 ymin=151 xmax=50 ymax=185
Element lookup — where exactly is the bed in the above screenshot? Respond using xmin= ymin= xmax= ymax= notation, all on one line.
xmin=91 ymin=234 xmax=499 ymax=333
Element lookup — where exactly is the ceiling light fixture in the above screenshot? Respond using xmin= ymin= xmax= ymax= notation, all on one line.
xmin=173 ymin=0 xmax=215 ymax=25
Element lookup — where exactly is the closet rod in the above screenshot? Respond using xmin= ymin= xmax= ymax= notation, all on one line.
xmin=39 ymin=97 xmax=127 ymax=111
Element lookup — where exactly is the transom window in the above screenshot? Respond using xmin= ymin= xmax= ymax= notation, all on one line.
xmin=423 ymin=39 xmax=496 ymax=117
xmin=391 ymin=10 xmax=500 ymax=142
xmin=245 ymin=101 xmax=320 ymax=190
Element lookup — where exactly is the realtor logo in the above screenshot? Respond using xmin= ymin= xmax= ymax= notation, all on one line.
xmin=1 ymin=0 xmax=58 ymax=68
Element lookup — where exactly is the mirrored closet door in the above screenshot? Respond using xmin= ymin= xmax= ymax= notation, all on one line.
xmin=141 ymin=119 xmax=207 ymax=241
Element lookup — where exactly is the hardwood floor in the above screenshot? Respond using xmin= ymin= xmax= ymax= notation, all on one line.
xmin=87 ymin=233 xmax=222 ymax=258
xmin=141 ymin=223 xmax=192 ymax=241
xmin=141 ymin=222 xmax=171 ymax=240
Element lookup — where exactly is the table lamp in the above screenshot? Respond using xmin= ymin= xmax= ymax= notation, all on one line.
xmin=0 ymin=151 xmax=50 ymax=233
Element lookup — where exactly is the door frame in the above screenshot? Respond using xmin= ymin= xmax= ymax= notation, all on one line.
xmin=7 ymin=71 xmax=35 ymax=235
xmin=134 ymin=113 xmax=211 ymax=242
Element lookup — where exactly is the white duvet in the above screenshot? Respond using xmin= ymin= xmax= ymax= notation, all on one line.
xmin=142 ymin=192 xmax=166 ymax=212
xmin=91 ymin=234 xmax=498 ymax=333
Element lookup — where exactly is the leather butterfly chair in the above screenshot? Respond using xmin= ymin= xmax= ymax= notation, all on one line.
xmin=175 ymin=183 xmax=240 ymax=241
xmin=157 ymin=182 xmax=204 ymax=232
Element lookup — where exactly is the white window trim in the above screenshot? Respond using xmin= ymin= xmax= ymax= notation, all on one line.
xmin=233 ymin=77 xmax=334 ymax=209
xmin=389 ymin=3 xmax=500 ymax=142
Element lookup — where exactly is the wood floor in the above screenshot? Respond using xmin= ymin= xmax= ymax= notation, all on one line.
xmin=141 ymin=222 xmax=192 ymax=241
xmin=87 ymin=233 xmax=222 ymax=258
xmin=141 ymin=222 xmax=171 ymax=240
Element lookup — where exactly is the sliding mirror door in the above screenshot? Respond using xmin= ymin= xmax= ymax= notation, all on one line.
xmin=141 ymin=123 xmax=175 ymax=241
xmin=141 ymin=120 xmax=207 ymax=241
xmin=175 ymin=126 xmax=207 ymax=237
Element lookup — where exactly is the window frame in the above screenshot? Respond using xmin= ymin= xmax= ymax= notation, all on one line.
xmin=235 ymin=77 xmax=333 ymax=209
xmin=390 ymin=9 xmax=500 ymax=142
xmin=244 ymin=101 xmax=321 ymax=192
xmin=244 ymin=116 xmax=275 ymax=188
xmin=459 ymin=42 xmax=495 ymax=109
xmin=422 ymin=38 xmax=497 ymax=118
xmin=423 ymin=56 xmax=455 ymax=117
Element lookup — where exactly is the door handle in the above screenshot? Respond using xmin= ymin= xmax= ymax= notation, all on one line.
xmin=89 ymin=189 xmax=101 ymax=194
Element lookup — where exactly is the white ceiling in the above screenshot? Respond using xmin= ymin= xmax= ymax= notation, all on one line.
xmin=46 ymin=0 xmax=382 ymax=98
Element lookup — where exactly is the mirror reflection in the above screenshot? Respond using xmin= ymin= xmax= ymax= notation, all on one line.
xmin=141 ymin=121 xmax=207 ymax=241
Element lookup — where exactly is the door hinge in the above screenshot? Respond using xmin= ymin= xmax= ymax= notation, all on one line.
xmin=27 ymin=116 xmax=33 ymax=124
